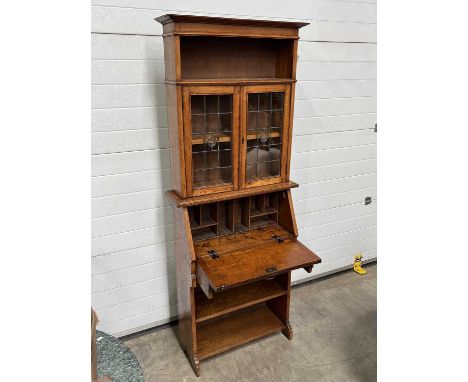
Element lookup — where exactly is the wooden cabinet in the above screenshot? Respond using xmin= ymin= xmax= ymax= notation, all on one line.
xmin=157 ymin=14 xmax=321 ymax=376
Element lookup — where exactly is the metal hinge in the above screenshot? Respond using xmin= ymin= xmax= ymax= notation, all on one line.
xmin=374 ymin=123 xmax=377 ymax=133
xmin=272 ymin=235 xmax=284 ymax=243
xmin=365 ymin=196 xmax=372 ymax=205
xmin=207 ymin=249 xmax=219 ymax=259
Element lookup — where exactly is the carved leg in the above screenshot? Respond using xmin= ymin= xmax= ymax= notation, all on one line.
xmin=282 ymin=321 xmax=293 ymax=340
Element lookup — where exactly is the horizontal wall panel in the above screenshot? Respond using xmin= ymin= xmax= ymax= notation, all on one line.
xmin=91 ymin=6 xmax=377 ymax=44
xmin=293 ymin=173 xmax=376 ymax=201
xmin=293 ymin=113 xmax=376 ymax=135
xmin=301 ymin=20 xmax=376 ymax=43
xmin=299 ymin=213 xmax=376 ymax=242
xmin=297 ymin=201 xmax=377 ymax=233
xmin=91 ymin=6 xmax=164 ymax=35
xmin=91 ymin=1 xmax=375 ymax=28
xmin=97 ymin=304 xmax=177 ymax=338
xmin=92 ymin=149 xmax=169 ymax=176
xmin=292 ymin=129 xmax=376 ymax=153
xmin=297 ymin=62 xmax=376 ymax=81
xmin=92 ymin=128 xmax=169 ymax=154
xmin=292 ymin=248 xmax=376 ymax=284
xmin=92 ymin=241 xmax=174 ymax=276
xmin=92 ymin=169 xmax=171 ymax=198
xmin=92 ymin=206 xmax=173 ymax=238
xmin=295 ymin=80 xmax=376 ymax=100
xmin=338 ymin=0 xmax=376 ymax=4
xmin=291 ymin=144 xmax=376 ymax=169
xmin=299 ymin=42 xmax=376 ymax=62
xmin=315 ymin=240 xmax=377 ymax=264
xmin=92 ymin=84 xmax=166 ymax=109
xmin=294 ymin=186 xmax=377 ymax=216
xmin=93 ymin=274 xmax=177 ymax=310
xmin=312 ymin=1 xmax=376 ymax=23
xmin=92 ymin=107 xmax=167 ymax=132
xmin=92 ymin=60 xmax=165 ymax=84
xmin=97 ymin=289 xmax=177 ymax=323
xmin=92 ymin=257 xmax=176 ymax=293
xmin=291 ymin=158 xmax=376 ymax=185
xmin=294 ymin=97 xmax=377 ymax=118
xmin=91 ymin=33 xmax=164 ymax=60
xmin=92 ymin=224 xmax=174 ymax=257
xmin=91 ymin=15 xmax=376 ymax=45
xmin=297 ymin=200 xmax=376 ymax=229
xmin=92 ymin=189 xmax=169 ymax=218
xmin=302 ymin=224 xmax=376 ymax=252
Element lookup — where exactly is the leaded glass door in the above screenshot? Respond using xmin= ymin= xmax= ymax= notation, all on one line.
xmin=183 ymin=86 xmax=240 ymax=196
xmin=240 ymin=84 xmax=291 ymax=188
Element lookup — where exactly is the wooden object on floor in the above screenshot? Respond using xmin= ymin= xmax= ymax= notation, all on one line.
xmin=156 ymin=14 xmax=321 ymax=377
xmin=92 ymin=308 xmax=113 ymax=382
xmin=92 ymin=308 xmax=98 ymax=382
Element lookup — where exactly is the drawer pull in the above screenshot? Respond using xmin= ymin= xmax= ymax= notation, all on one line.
xmin=266 ymin=267 xmax=278 ymax=273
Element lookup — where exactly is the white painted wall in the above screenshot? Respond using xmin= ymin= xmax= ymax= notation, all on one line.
xmin=91 ymin=0 xmax=377 ymax=337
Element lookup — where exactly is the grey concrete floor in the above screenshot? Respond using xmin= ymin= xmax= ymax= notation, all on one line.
xmin=125 ymin=263 xmax=377 ymax=382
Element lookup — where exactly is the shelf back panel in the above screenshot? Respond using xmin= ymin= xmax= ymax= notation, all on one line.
xmin=180 ymin=36 xmax=293 ymax=79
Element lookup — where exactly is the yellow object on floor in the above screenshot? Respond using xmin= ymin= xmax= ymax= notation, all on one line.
xmin=353 ymin=253 xmax=367 ymax=275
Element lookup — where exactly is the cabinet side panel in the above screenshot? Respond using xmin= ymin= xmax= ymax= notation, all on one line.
xmin=166 ymin=84 xmax=186 ymax=197
xmin=174 ymin=206 xmax=197 ymax=355
xmin=162 ymin=35 xmax=179 ymax=82
xmin=266 ymin=271 xmax=292 ymax=339
xmin=286 ymin=41 xmax=298 ymax=178
xmin=163 ymin=35 xmax=174 ymax=80
xmin=286 ymin=82 xmax=296 ymax=179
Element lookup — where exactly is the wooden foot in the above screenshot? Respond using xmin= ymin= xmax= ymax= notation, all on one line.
xmin=282 ymin=321 xmax=293 ymax=340
xmin=189 ymin=354 xmax=200 ymax=377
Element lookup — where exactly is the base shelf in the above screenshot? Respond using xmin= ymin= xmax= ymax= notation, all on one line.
xmin=197 ymin=305 xmax=284 ymax=360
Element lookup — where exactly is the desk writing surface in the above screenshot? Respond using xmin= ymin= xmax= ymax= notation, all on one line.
xmin=195 ymin=224 xmax=321 ymax=291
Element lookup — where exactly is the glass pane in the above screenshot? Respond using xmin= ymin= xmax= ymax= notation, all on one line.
xmin=247 ymin=164 xmax=256 ymax=181
xmin=245 ymin=91 xmax=284 ymax=182
xmin=193 ymin=170 xmax=205 ymax=188
xmin=257 ymin=146 xmax=269 ymax=163
xmin=219 ymin=95 xmax=231 ymax=113
xmin=219 ymin=167 xmax=232 ymax=184
xmin=191 ymin=94 xmax=233 ymax=190
xmin=246 ymin=147 xmax=257 ymax=165
xmin=206 ymin=95 xmax=218 ymax=114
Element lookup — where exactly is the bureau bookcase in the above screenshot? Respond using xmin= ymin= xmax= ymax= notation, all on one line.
xmin=156 ymin=14 xmax=321 ymax=376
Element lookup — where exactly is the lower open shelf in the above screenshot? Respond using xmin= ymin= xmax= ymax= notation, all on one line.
xmin=195 ymin=278 xmax=287 ymax=323
xmin=196 ymin=305 xmax=284 ymax=360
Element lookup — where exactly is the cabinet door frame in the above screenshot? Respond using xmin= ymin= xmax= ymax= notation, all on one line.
xmin=240 ymin=84 xmax=291 ymax=189
xmin=183 ymin=85 xmax=240 ymax=197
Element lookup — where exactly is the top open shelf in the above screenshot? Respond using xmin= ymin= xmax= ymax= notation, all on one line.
xmin=180 ymin=36 xmax=294 ymax=80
